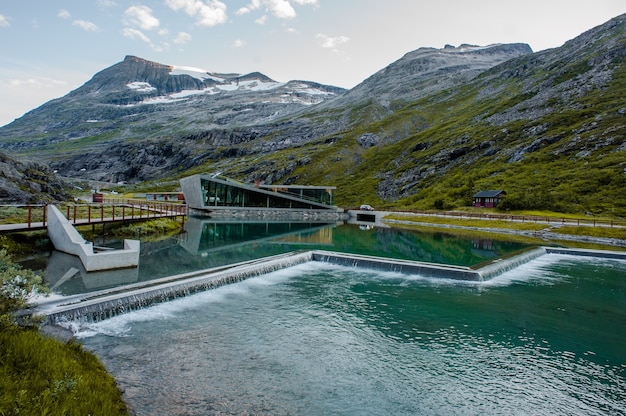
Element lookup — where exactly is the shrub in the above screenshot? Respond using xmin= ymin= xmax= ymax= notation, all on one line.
xmin=0 ymin=249 xmax=48 ymax=317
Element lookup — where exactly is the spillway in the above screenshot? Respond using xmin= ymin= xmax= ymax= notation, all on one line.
xmin=35 ymin=247 xmax=626 ymax=325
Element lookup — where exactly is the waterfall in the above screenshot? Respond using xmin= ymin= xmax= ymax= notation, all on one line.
xmin=311 ymin=250 xmax=483 ymax=281
xmin=42 ymin=251 xmax=313 ymax=325
xmin=476 ymin=247 xmax=547 ymax=280
xmin=40 ymin=246 xmax=623 ymax=326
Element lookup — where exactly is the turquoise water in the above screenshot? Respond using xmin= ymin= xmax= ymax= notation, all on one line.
xmin=77 ymin=253 xmax=626 ymax=415
xmin=46 ymin=221 xmax=530 ymax=295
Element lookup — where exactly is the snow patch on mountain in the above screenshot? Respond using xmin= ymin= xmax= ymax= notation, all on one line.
xmin=291 ymin=83 xmax=335 ymax=96
xmin=122 ymin=77 xmax=335 ymax=107
xmin=127 ymin=82 xmax=156 ymax=92
xmin=170 ymin=65 xmax=223 ymax=82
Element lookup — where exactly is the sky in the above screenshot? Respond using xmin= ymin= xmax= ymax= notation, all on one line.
xmin=0 ymin=1 xmax=624 ymax=127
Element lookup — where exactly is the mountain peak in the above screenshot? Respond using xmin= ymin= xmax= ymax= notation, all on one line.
xmin=324 ymin=42 xmax=533 ymax=112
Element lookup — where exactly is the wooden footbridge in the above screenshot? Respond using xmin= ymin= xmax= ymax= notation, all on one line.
xmin=0 ymin=200 xmax=188 ymax=234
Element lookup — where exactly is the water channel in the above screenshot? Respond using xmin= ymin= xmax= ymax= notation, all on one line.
xmin=43 ymin=218 xmax=531 ymax=296
xmin=39 ymin=219 xmax=626 ymax=415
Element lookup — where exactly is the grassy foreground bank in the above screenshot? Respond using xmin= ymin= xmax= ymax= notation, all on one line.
xmin=0 ymin=324 xmax=128 ymax=415
xmin=0 ymin=218 xmax=183 ymax=415
xmin=0 ymin=250 xmax=128 ymax=416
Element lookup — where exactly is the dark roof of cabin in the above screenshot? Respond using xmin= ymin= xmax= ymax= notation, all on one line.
xmin=473 ymin=190 xmax=506 ymax=198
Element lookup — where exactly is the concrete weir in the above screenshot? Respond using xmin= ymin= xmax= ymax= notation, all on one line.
xmin=47 ymin=205 xmax=140 ymax=272
xmin=36 ymin=246 xmax=626 ymax=325
xmin=312 ymin=251 xmax=483 ymax=280
xmin=39 ymin=252 xmax=314 ymax=324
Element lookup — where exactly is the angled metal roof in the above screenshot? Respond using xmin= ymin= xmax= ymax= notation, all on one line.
xmin=473 ymin=190 xmax=506 ymax=198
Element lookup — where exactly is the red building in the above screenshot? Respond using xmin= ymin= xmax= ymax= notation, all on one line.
xmin=473 ymin=190 xmax=506 ymax=208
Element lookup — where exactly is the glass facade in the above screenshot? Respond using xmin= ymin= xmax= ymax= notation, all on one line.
xmin=259 ymin=186 xmax=334 ymax=206
xmin=200 ymin=178 xmax=335 ymax=210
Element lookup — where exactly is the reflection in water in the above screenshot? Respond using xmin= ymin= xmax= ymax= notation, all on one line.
xmin=45 ymin=251 xmax=140 ymax=291
xmin=44 ymin=219 xmax=531 ymax=296
xmin=180 ymin=217 xmax=335 ymax=254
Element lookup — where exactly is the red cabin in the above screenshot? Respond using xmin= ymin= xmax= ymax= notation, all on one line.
xmin=473 ymin=190 xmax=506 ymax=208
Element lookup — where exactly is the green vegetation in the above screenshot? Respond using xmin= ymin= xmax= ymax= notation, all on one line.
xmin=0 ymin=232 xmax=51 ymax=258
xmin=0 ymin=250 xmax=48 ymax=315
xmin=78 ymin=217 xmax=183 ymax=241
xmin=279 ymin=61 xmax=626 ymax=217
xmin=0 ymin=328 xmax=128 ymax=415
xmin=0 ymin=250 xmax=128 ymax=415
xmin=383 ymin=212 xmax=626 ymax=242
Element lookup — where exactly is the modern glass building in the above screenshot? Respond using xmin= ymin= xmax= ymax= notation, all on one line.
xmin=180 ymin=174 xmax=338 ymax=215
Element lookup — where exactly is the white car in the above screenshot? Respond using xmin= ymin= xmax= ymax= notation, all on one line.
xmin=360 ymin=204 xmax=375 ymax=211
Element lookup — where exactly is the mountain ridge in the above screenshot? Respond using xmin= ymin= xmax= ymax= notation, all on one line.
xmin=0 ymin=14 xmax=625 ymax=215
xmin=0 ymin=55 xmax=345 ymax=152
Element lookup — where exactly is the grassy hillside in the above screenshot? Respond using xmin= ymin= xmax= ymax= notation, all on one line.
xmin=276 ymin=50 xmax=626 ymax=217
xmin=173 ymin=17 xmax=626 ymax=218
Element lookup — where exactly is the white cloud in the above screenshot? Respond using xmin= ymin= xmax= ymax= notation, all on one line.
xmin=237 ymin=0 xmax=317 ymax=19
xmin=265 ymin=0 xmax=296 ymax=19
xmin=316 ymin=33 xmax=350 ymax=49
xmin=233 ymin=39 xmax=246 ymax=47
xmin=8 ymin=77 xmax=68 ymax=88
xmin=122 ymin=27 xmax=152 ymax=44
xmin=174 ymin=31 xmax=192 ymax=44
xmin=165 ymin=0 xmax=227 ymax=27
xmin=255 ymin=15 xmax=268 ymax=25
xmin=73 ymin=20 xmax=99 ymax=32
xmin=123 ymin=5 xmax=160 ymax=31
xmin=121 ymin=28 xmax=165 ymax=51
xmin=236 ymin=0 xmax=261 ymax=15
xmin=0 ymin=14 xmax=11 ymax=28
xmin=58 ymin=9 xmax=71 ymax=19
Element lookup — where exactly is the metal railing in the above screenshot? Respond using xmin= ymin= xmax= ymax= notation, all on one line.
xmin=393 ymin=210 xmax=626 ymax=228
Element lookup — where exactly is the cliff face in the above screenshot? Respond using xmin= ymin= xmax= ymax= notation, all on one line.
xmin=0 ymin=152 xmax=69 ymax=204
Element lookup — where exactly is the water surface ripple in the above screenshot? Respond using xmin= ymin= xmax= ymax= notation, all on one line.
xmin=78 ymin=254 xmax=626 ymax=415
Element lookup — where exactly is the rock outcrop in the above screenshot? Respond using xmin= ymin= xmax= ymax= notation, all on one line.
xmin=0 ymin=152 xmax=69 ymax=203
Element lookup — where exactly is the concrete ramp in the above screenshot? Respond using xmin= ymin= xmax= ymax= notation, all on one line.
xmin=47 ymin=205 xmax=140 ymax=272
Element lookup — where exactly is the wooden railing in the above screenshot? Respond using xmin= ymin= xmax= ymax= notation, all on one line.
xmin=0 ymin=201 xmax=188 ymax=231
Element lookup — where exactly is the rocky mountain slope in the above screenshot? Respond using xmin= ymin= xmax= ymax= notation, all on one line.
xmin=0 ymin=151 xmax=69 ymax=204
xmin=0 ymin=55 xmax=344 ymax=153
xmin=0 ymin=43 xmax=531 ymax=185
xmin=295 ymin=13 xmax=626 ymax=215
xmin=0 ymin=14 xmax=625 ymax=216
xmin=317 ymin=43 xmax=532 ymax=113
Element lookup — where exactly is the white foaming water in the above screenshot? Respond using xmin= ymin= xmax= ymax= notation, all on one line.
xmin=66 ymin=267 xmax=297 ymax=338
xmin=66 ymin=252 xmax=626 ymax=341
xmin=480 ymin=253 xmax=569 ymax=287
xmin=63 ymin=254 xmax=583 ymax=339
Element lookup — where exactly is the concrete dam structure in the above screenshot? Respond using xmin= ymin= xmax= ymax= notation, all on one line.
xmin=46 ymin=205 xmax=140 ymax=272
xmin=34 ymin=245 xmax=626 ymax=326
